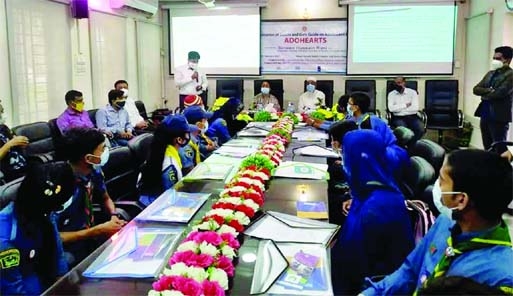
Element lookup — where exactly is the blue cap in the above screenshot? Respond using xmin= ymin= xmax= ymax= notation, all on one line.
xmin=162 ymin=114 xmax=190 ymax=133
xmin=183 ymin=106 xmax=213 ymax=124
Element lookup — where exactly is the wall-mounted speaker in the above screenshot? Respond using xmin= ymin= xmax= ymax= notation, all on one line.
xmin=70 ymin=0 xmax=89 ymax=19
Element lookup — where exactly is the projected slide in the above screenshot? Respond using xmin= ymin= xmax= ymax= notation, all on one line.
xmin=170 ymin=11 xmax=260 ymax=75
xmin=347 ymin=4 xmax=457 ymax=75
xmin=261 ymin=20 xmax=347 ymax=74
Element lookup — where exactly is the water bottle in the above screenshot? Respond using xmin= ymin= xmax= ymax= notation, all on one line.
xmin=257 ymin=103 xmax=263 ymax=111
xmin=287 ymin=102 xmax=295 ymax=113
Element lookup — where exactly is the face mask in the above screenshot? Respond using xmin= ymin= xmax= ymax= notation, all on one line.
xmin=116 ymin=100 xmax=126 ymax=109
xmin=72 ymin=101 xmax=84 ymax=112
xmin=306 ymin=84 xmax=316 ymax=93
xmin=261 ymin=87 xmax=270 ymax=95
xmin=178 ymin=136 xmax=190 ymax=147
xmin=491 ymin=59 xmax=504 ymax=70
xmin=201 ymin=121 xmax=209 ymax=134
xmin=394 ymin=84 xmax=404 ymax=93
xmin=188 ymin=62 xmax=198 ymax=70
xmin=87 ymin=148 xmax=110 ymax=170
xmin=432 ymin=179 xmax=460 ymax=219
xmin=347 ymin=104 xmax=354 ymax=117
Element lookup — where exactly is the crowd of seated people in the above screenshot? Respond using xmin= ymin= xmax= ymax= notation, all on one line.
xmin=1 ymin=74 xmax=512 ymax=296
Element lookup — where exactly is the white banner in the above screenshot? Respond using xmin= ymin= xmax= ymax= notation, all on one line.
xmin=261 ymin=20 xmax=347 ymax=74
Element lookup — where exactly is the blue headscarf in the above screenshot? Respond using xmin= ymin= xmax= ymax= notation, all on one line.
xmin=343 ymin=129 xmax=401 ymax=200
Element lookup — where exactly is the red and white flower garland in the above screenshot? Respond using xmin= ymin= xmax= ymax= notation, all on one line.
xmin=149 ymin=117 xmax=294 ymax=296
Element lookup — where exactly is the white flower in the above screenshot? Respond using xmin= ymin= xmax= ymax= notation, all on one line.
xmin=148 ymin=290 xmax=161 ymax=296
xmin=161 ymin=291 xmax=185 ymax=296
xmin=166 ymin=263 xmax=189 ymax=276
xmin=193 ymin=220 xmax=220 ymax=231
xmin=243 ymin=199 xmax=260 ymax=211
xmin=177 ymin=241 xmax=198 ymax=253
xmin=252 ymin=171 xmax=269 ymax=181
xmin=207 ymin=209 xmax=234 ymax=218
xmin=209 ymin=268 xmax=229 ymax=290
xmin=199 ymin=241 xmax=219 ymax=256
xmin=233 ymin=211 xmax=250 ymax=225
xmin=217 ymin=224 xmax=238 ymax=236
xmin=237 ymin=177 xmax=264 ymax=191
xmin=187 ymin=266 xmax=209 ymax=282
xmin=218 ymin=197 xmax=242 ymax=205
xmin=220 ymin=245 xmax=237 ymax=259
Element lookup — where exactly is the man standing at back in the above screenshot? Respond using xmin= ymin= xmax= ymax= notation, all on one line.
xmin=473 ymin=46 xmax=513 ymax=154
xmin=387 ymin=76 xmax=424 ymax=141
xmin=175 ymin=51 xmax=208 ymax=110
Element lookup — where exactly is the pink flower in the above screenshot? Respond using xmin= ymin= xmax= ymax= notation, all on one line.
xmin=215 ymin=255 xmax=235 ymax=277
xmin=220 ymin=233 xmax=240 ymax=249
xmin=202 ymin=280 xmax=225 ymax=296
xmin=172 ymin=276 xmax=203 ymax=296
xmin=169 ymin=251 xmax=215 ymax=268
xmin=184 ymin=231 xmax=202 ymax=243
xmin=194 ymin=231 xmax=222 ymax=246
xmin=152 ymin=275 xmax=174 ymax=291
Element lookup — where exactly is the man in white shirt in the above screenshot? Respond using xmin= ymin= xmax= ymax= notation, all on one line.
xmin=114 ymin=80 xmax=148 ymax=130
xmin=387 ymin=76 xmax=424 ymax=141
xmin=298 ymin=76 xmax=325 ymax=112
xmin=175 ymin=51 xmax=208 ymax=110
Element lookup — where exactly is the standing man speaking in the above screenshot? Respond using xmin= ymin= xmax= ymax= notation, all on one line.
xmin=175 ymin=51 xmax=208 ymax=110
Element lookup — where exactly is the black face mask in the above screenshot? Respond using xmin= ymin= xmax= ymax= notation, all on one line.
xmin=116 ymin=101 xmax=126 ymax=108
xmin=178 ymin=136 xmax=190 ymax=147
xmin=394 ymin=84 xmax=404 ymax=93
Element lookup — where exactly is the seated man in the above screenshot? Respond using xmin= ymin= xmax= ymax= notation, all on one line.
xmin=387 ymin=76 xmax=425 ymax=141
xmin=96 ymin=89 xmax=134 ymax=147
xmin=114 ymin=80 xmax=150 ymax=131
xmin=298 ymin=76 xmax=325 ymax=112
xmin=57 ymin=128 xmax=127 ymax=266
xmin=250 ymin=81 xmax=281 ymax=112
xmin=56 ymin=90 xmax=94 ymax=133
xmin=183 ymin=106 xmax=217 ymax=160
xmin=361 ymin=149 xmax=513 ymax=295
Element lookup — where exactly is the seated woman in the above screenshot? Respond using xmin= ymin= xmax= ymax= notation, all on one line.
xmin=332 ymin=129 xmax=414 ymax=295
xmin=0 ymin=124 xmax=29 ymax=182
xmin=0 ymin=162 xmax=75 ymax=295
xmin=210 ymin=96 xmax=247 ymax=137
xmin=139 ymin=115 xmax=191 ymax=206
xmin=250 ymin=81 xmax=281 ymax=112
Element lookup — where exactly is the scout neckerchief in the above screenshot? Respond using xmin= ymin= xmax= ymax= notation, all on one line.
xmin=76 ymin=176 xmax=94 ymax=228
xmin=415 ymin=221 xmax=512 ymax=295
xmin=165 ymin=145 xmax=182 ymax=169
xmin=200 ymin=133 xmax=215 ymax=147
xmin=189 ymin=138 xmax=201 ymax=165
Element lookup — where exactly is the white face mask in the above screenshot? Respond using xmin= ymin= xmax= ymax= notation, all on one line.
xmin=188 ymin=62 xmax=198 ymax=70
xmin=432 ymin=179 xmax=461 ymax=219
xmin=201 ymin=121 xmax=209 ymax=133
xmin=491 ymin=59 xmax=504 ymax=70
xmin=261 ymin=87 xmax=270 ymax=95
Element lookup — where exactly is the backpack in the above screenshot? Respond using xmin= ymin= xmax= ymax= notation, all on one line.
xmin=405 ymin=199 xmax=436 ymax=245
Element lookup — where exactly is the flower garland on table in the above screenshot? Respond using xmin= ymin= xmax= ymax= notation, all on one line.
xmin=148 ymin=117 xmax=294 ymax=296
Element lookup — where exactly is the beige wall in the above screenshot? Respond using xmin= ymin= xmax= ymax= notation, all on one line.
xmin=463 ymin=0 xmax=513 ymax=148
xmin=163 ymin=0 xmax=469 ymax=112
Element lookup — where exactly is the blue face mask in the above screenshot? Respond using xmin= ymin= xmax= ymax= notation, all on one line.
xmin=306 ymin=84 xmax=315 ymax=93
xmin=261 ymin=87 xmax=270 ymax=95
xmin=432 ymin=179 xmax=460 ymax=219
xmin=347 ymin=104 xmax=354 ymax=117
xmin=88 ymin=148 xmax=110 ymax=170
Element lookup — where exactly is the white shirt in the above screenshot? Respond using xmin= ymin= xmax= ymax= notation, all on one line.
xmin=387 ymin=87 xmax=419 ymax=116
xmin=124 ymin=97 xmax=144 ymax=127
xmin=174 ymin=64 xmax=208 ymax=95
xmin=298 ymin=90 xmax=325 ymax=111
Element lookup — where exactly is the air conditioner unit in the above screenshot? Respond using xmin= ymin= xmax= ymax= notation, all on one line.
xmin=111 ymin=0 xmax=159 ymax=15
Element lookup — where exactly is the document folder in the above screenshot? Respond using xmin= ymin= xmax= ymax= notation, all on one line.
xmin=136 ymin=191 xmax=209 ymax=223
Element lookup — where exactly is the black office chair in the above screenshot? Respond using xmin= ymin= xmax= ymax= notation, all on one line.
xmin=400 ymin=156 xmax=436 ymax=200
xmin=410 ymin=139 xmax=445 ymax=178
xmin=304 ymin=80 xmax=334 ymax=108
xmin=0 ymin=177 xmax=23 ymax=209
xmin=385 ymin=80 xmax=426 ymax=128
xmin=12 ymin=121 xmax=56 ymax=163
xmin=127 ymin=133 xmax=154 ymax=170
xmin=424 ymin=80 xmax=463 ymax=144
xmin=393 ymin=126 xmax=416 ymax=150
xmin=216 ymin=79 xmax=244 ymax=100
xmin=134 ymin=100 xmax=149 ymax=121
xmin=88 ymin=109 xmax=98 ymax=127
xmin=253 ymin=79 xmax=284 ymax=110
xmin=345 ymin=80 xmax=379 ymax=117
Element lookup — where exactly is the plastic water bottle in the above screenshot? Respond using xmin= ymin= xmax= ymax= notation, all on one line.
xmin=287 ymin=102 xmax=295 ymax=113
xmin=257 ymin=103 xmax=263 ymax=111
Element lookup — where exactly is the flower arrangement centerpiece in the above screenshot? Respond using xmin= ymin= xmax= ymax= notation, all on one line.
xmin=148 ymin=117 xmax=293 ymax=296
xmin=253 ymin=110 xmax=272 ymax=122
xmin=280 ymin=112 xmax=299 ymax=124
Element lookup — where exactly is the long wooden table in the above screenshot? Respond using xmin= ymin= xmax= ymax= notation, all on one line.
xmin=43 ymin=132 xmax=330 ymax=296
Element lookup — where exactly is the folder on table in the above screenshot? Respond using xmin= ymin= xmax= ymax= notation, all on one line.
xmin=273 ymin=161 xmax=329 ymax=180
xmin=136 ymin=191 xmax=209 ymax=223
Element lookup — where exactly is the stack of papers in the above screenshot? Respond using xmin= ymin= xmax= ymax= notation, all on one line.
xmin=237 ymin=127 xmax=270 ymax=137
xmin=273 ymin=161 xmax=329 ymax=180
xmin=294 ymin=145 xmax=340 ymax=158
xmin=223 ymin=138 xmax=262 ymax=148
xmin=136 ymin=191 xmax=209 ymax=223
xmin=292 ymin=129 xmax=329 ymax=141
xmin=183 ymin=162 xmax=234 ymax=182
xmin=83 ymin=227 xmax=181 ymax=278
xmin=214 ymin=145 xmax=257 ymax=158
xmin=244 ymin=211 xmax=339 ymax=246
xmin=296 ymin=201 xmax=328 ymax=219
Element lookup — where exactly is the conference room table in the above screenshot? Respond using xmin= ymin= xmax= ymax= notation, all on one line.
xmin=43 ymin=127 xmax=332 ymax=296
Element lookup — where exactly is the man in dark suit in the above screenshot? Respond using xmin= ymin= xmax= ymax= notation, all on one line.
xmin=473 ymin=46 xmax=513 ymax=153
